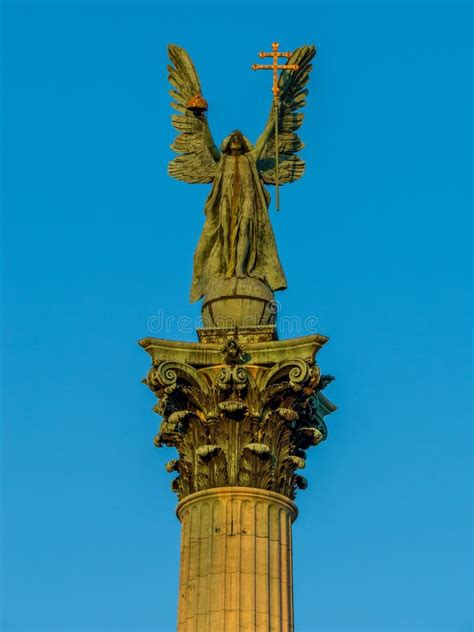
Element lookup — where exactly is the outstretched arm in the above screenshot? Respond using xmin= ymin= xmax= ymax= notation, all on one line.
xmin=252 ymin=109 xmax=275 ymax=162
xmin=202 ymin=115 xmax=220 ymax=162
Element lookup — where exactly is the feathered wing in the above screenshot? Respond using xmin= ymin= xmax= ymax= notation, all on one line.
xmin=253 ymin=45 xmax=316 ymax=185
xmin=167 ymin=44 xmax=220 ymax=184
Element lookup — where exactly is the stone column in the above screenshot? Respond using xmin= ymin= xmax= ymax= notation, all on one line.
xmin=140 ymin=326 xmax=336 ymax=631
xmin=176 ymin=487 xmax=296 ymax=632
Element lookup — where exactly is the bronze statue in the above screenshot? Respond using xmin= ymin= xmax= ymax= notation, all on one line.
xmin=167 ymin=43 xmax=316 ymax=324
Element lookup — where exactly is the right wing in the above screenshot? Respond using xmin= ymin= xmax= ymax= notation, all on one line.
xmin=167 ymin=44 xmax=220 ymax=184
xmin=253 ymin=45 xmax=316 ymax=185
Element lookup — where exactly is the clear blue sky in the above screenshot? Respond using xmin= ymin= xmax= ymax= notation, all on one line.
xmin=1 ymin=2 xmax=471 ymax=631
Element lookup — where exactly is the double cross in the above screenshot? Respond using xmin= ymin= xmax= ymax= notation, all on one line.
xmin=252 ymin=42 xmax=299 ymax=100
xmin=252 ymin=42 xmax=299 ymax=211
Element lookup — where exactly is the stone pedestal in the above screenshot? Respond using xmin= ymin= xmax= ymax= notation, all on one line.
xmin=140 ymin=326 xmax=335 ymax=631
xmin=176 ymin=487 xmax=296 ymax=632
xmin=201 ymin=277 xmax=277 ymax=328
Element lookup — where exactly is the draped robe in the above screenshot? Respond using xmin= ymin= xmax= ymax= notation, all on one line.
xmin=190 ymin=152 xmax=287 ymax=303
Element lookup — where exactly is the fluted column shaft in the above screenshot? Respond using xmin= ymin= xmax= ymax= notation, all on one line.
xmin=176 ymin=487 xmax=297 ymax=632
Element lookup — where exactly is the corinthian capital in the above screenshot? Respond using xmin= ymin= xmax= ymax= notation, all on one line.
xmin=140 ymin=330 xmax=336 ymax=500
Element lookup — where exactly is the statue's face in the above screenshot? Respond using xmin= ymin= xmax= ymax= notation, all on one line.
xmin=229 ymin=135 xmax=243 ymax=155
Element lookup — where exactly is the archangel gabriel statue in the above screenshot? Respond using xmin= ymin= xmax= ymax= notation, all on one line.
xmin=167 ymin=43 xmax=316 ymax=327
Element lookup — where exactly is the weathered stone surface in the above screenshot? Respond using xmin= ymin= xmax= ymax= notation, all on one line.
xmin=197 ymin=324 xmax=277 ymax=345
xmin=176 ymin=487 xmax=296 ymax=632
xmin=201 ymin=276 xmax=277 ymax=328
xmin=139 ymin=330 xmax=328 ymax=368
xmin=140 ymin=330 xmax=335 ymax=501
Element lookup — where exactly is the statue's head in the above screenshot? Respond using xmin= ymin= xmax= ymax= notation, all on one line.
xmin=221 ymin=130 xmax=253 ymax=155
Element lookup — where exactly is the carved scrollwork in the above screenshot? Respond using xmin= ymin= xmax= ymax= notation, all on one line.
xmin=146 ymin=361 xmax=208 ymax=393
xmin=216 ymin=365 xmax=251 ymax=392
xmin=143 ymin=350 xmax=334 ymax=500
xmin=261 ymin=357 xmax=319 ymax=390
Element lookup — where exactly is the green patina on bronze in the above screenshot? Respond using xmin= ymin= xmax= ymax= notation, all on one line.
xmin=167 ymin=44 xmax=316 ymax=324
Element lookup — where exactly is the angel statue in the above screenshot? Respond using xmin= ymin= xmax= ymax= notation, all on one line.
xmin=167 ymin=44 xmax=316 ymax=327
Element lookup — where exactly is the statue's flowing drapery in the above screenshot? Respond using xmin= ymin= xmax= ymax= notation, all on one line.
xmin=166 ymin=43 xmax=316 ymax=303
xmin=190 ymin=153 xmax=287 ymax=302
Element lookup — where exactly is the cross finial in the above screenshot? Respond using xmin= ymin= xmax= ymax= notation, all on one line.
xmin=252 ymin=41 xmax=299 ymax=99
xmin=251 ymin=42 xmax=300 ymax=211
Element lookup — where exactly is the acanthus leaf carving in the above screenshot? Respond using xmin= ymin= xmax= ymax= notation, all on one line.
xmin=143 ymin=352 xmax=335 ymax=500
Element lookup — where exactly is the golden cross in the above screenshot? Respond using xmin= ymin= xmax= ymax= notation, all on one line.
xmin=252 ymin=42 xmax=299 ymax=99
xmin=251 ymin=42 xmax=299 ymax=211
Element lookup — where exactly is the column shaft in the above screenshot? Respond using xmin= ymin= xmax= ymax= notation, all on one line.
xmin=176 ymin=487 xmax=297 ymax=632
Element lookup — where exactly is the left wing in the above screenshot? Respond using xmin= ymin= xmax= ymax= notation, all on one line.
xmin=168 ymin=44 xmax=220 ymax=184
xmin=253 ymin=45 xmax=316 ymax=185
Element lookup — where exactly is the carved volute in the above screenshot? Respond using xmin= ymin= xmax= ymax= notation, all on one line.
xmin=140 ymin=330 xmax=336 ymax=501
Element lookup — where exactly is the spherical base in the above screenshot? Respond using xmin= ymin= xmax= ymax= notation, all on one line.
xmin=201 ymin=276 xmax=277 ymax=328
